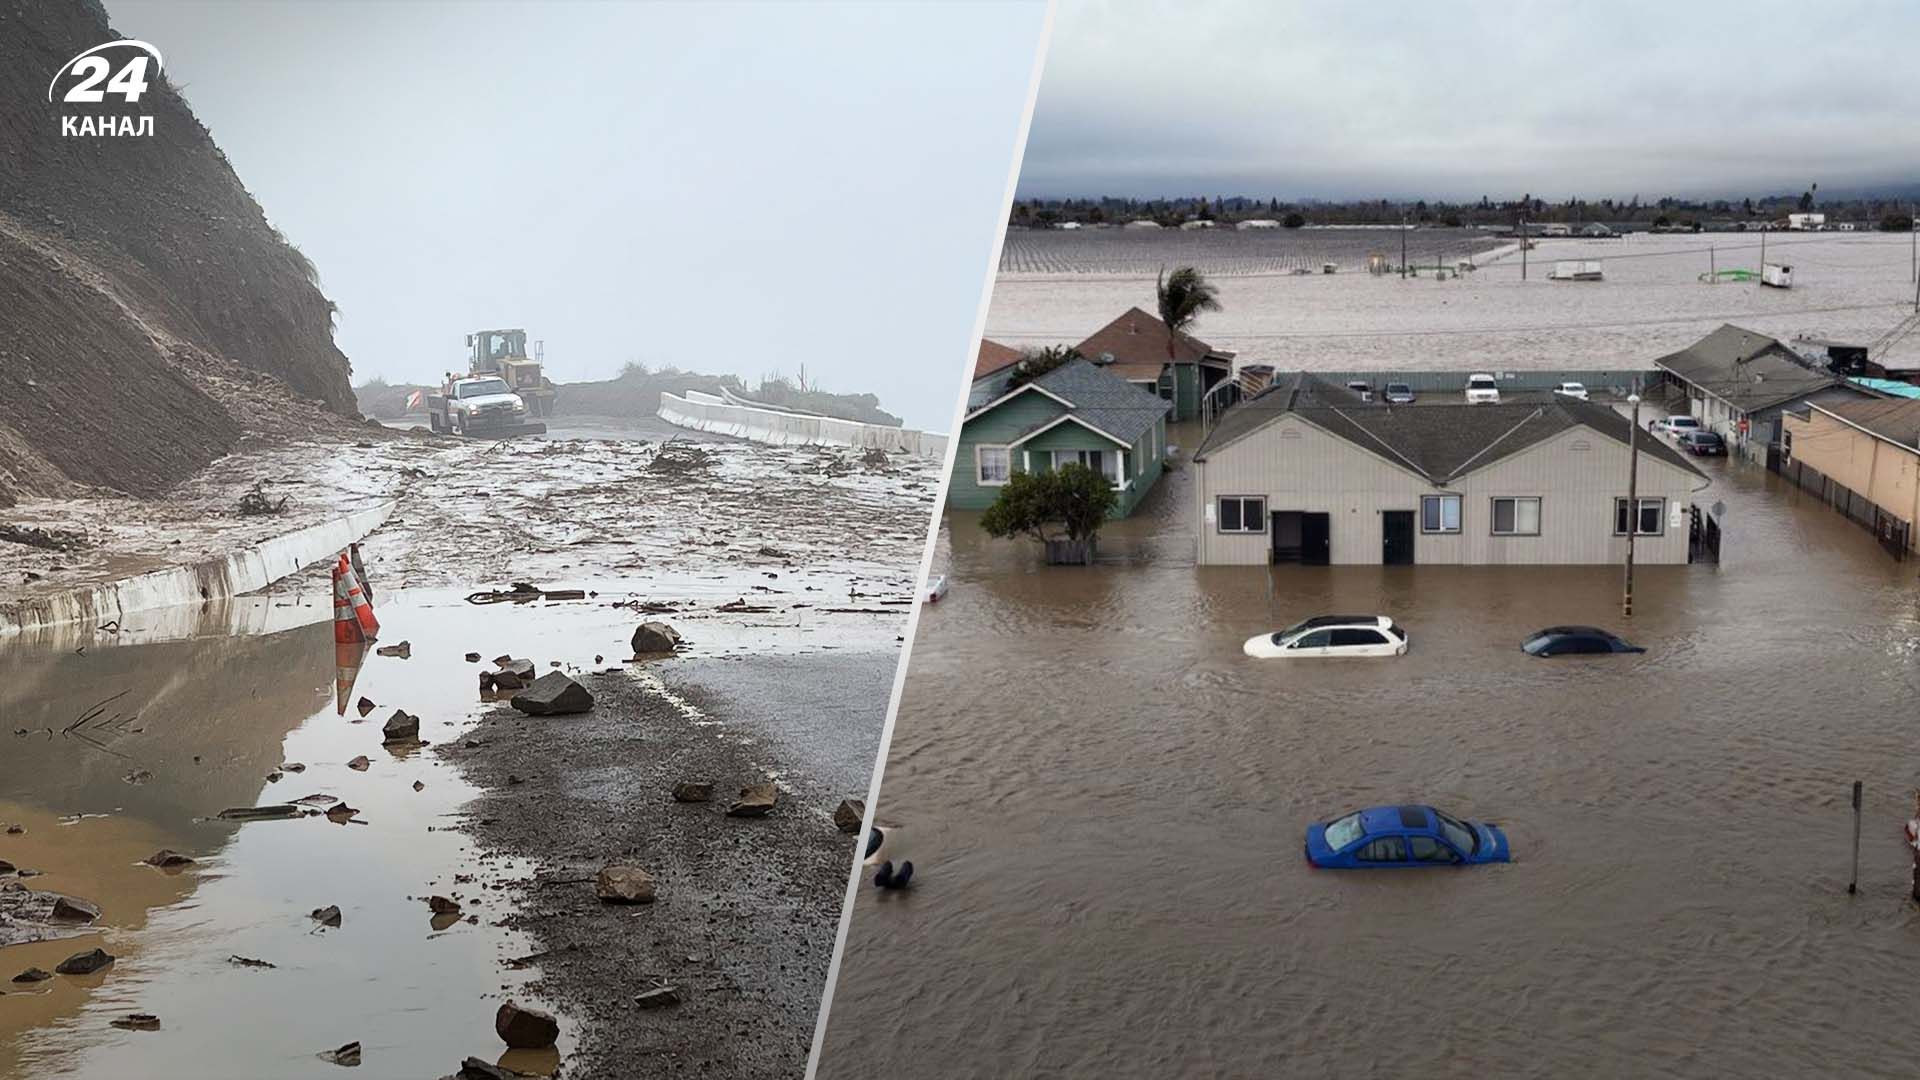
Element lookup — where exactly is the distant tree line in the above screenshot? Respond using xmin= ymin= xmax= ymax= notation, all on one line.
xmin=1009 ymin=185 xmax=1920 ymax=232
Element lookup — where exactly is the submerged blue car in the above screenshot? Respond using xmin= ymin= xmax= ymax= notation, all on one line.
xmin=1305 ymin=804 xmax=1510 ymax=868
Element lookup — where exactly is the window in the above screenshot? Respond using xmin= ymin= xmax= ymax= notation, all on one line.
xmin=1614 ymin=497 xmax=1665 ymax=536
xmin=1435 ymin=812 xmax=1478 ymax=855
xmin=1217 ymin=496 xmax=1266 ymax=534
xmin=1052 ymin=449 xmax=1120 ymax=485
xmin=1324 ymin=813 xmax=1365 ymax=851
xmin=1409 ymin=836 xmax=1459 ymax=863
xmin=1289 ymin=629 xmax=1333 ymax=649
xmin=1355 ymin=837 xmax=1408 ymax=863
xmin=1421 ymin=494 xmax=1461 ymax=533
xmin=1328 ymin=628 xmax=1386 ymax=647
xmin=975 ymin=445 xmax=1011 ymax=486
xmin=1490 ymin=497 xmax=1541 ymax=536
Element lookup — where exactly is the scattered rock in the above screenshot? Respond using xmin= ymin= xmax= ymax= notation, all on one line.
xmin=265 ymin=770 xmax=284 ymax=784
xmin=465 ymin=652 xmax=482 ymax=663
xmin=412 ymin=781 xmax=425 ymax=792
xmin=490 ymin=670 xmax=525 ymax=691
xmin=54 ymin=947 xmax=114 ymax=975
xmin=217 ymin=804 xmax=300 ymax=821
xmin=497 ymin=658 xmax=536 ymax=680
xmin=110 ymin=1013 xmax=161 ymax=1031
xmin=833 ymin=798 xmax=866 ymax=833
xmin=630 ymin=621 xmax=681 ymax=655
xmin=282 ymin=762 xmax=307 ymax=773
xmin=634 ymin=985 xmax=681 ymax=1009
xmin=595 ymin=864 xmax=656 ymax=904
xmin=318 ymin=1040 xmax=362 ymax=1067
xmin=143 ymin=849 xmax=194 ymax=869
xmin=11 ymin=968 xmax=50 ymax=983
xmin=356 ymin=697 xmax=376 ymax=717
xmin=121 ymin=768 xmax=153 ymax=785
xmin=347 ymin=756 xmax=371 ymax=772
xmin=727 ymin=782 xmax=779 ymax=818
xmin=48 ymin=894 xmax=100 ymax=923
xmin=454 ymin=1057 xmax=528 ymax=1080
xmin=509 ymin=672 xmax=594 ymax=716
xmin=506 ymin=774 xmax=526 ymax=785
xmin=375 ymin=641 xmax=412 ymax=659
xmin=325 ymin=804 xmax=360 ymax=825
xmin=4 ymin=825 xmax=19 ymax=835
xmin=492 ymin=654 xmax=513 ymax=666
xmin=293 ymin=793 xmax=339 ymax=807
xmin=672 ymin=781 xmax=713 ymax=803
xmin=494 ymin=1000 xmax=559 ymax=1049
xmin=427 ymin=895 xmax=461 ymax=915
xmin=381 ymin=710 xmax=420 ymax=744
xmin=311 ymin=905 xmax=343 ymax=927
xmin=227 ymin=955 xmax=276 ymax=969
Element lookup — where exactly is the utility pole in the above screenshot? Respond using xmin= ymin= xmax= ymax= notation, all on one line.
xmin=1760 ymin=226 xmax=1767 ymax=271
xmin=1710 ymin=245 xmax=1716 ymax=284
xmin=1520 ymin=216 xmax=1528 ymax=282
xmin=1910 ymin=203 xmax=1915 ymax=284
xmin=1400 ymin=213 xmax=1407 ymax=279
xmin=1624 ymin=392 xmax=1642 ymax=617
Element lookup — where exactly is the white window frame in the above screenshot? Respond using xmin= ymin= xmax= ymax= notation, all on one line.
xmin=1217 ymin=495 xmax=1267 ymax=534
xmin=1613 ymin=496 xmax=1665 ymax=536
xmin=975 ymin=444 xmax=1012 ymax=487
xmin=1421 ymin=494 xmax=1462 ymax=534
xmin=1490 ymin=496 xmax=1542 ymax=537
xmin=1051 ymin=448 xmax=1122 ymax=486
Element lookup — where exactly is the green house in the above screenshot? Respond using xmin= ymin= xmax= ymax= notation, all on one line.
xmin=1072 ymin=307 xmax=1236 ymax=423
xmin=949 ymin=352 xmax=1172 ymax=517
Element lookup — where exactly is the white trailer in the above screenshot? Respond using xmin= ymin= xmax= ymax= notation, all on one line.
xmin=1761 ymin=263 xmax=1794 ymax=289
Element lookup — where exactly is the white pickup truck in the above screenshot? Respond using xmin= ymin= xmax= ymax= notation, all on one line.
xmin=427 ymin=376 xmax=547 ymax=436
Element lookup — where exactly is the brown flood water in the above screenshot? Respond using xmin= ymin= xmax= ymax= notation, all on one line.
xmin=821 ymin=423 xmax=1920 ymax=1078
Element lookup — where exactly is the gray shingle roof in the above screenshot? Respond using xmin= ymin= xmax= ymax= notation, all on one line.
xmin=1653 ymin=323 xmax=1840 ymax=413
xmin=1196 ymin=372 xmax=1705 ymax=481
xmin=999 ymin=357 xmax=1171 ymax=446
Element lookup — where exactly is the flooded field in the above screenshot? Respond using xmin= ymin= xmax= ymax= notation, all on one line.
xmin=1001 ymin=224 xmax=1503 ymax=276
xmin=0 ymin=421 xmax=936 ymax=1077
xmin=820 ymin=426 xmax=1920 ymax=1078
xmin=991 ymin=231 xmax=1920 ymax=375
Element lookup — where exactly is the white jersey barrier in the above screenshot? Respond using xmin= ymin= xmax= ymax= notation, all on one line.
xmin=658 ymin=392 xmax=948 ymax=460
xmin=0 ymin=501 xmax=396 ymax=636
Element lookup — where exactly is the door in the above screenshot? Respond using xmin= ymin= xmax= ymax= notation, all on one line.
xmin=1287 ymin=629 xmax=1333 ymax=657
xmin=1302 ymin=513 xmax=1332 ymax=566
xmin=1382 ymin=511 xmax=1415 ymax=565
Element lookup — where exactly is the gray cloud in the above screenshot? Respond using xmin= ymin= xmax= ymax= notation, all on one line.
xmin=1020 ymin=0 xmax=1920 ymax=201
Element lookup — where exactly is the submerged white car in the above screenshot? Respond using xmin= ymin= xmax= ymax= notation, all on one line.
xmin=1465 ymin=373 xmax=1501 ymax=404
xmin=1243 ymin=615 xmax=1408 ymax=659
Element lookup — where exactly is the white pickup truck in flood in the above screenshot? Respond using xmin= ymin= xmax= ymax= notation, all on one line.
xmin=427 ymin=376 xmax=548 ymax=437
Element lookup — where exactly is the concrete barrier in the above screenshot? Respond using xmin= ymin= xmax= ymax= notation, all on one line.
xmin=658 ymin=393 xmax=949 ymax=460
xmin=0 ymin=501 xmax=396 ymax=636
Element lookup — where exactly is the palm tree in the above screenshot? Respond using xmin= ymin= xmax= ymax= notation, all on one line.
xmin=1155 ymin=265 xmax=1221 ymax=366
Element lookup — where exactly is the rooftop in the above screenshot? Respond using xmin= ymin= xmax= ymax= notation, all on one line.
xmin=976 ymin=357 xmax=1171 ymax=447
xmin=1815 ymin=396 xmax=1920 ymax=449
xmin=1653 ymin=324 xmax=1840 ymax=413
xmin=1073 ymin=307 xmax=1234 ymax=374
xmin=974 ymin=337 xmax=1022 ymax=381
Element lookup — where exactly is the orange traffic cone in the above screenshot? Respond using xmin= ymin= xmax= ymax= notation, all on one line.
xmin=339 ymin=552 xmax=380 ymax=640
xmin=334 ymin=640 xmax=369 ymax=716
xmin=332 ymin=557 xmax=364 ymax=644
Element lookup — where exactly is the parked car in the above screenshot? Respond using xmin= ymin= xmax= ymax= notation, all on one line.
xmin=1679 ymin=430 xmax=1726 ymax=456
xmin=1520 ymin=625 xmax=1645 ymax=656
xmin=1552 ymin=381 xmax=1589 ymax=401
xmin=1243 ymin=614 xmax=1407 ymax=659
xmin=1345 ymin=380 xmax=1373 ymax=402
xmin=1653 ymin=415 xmax=1701 ymax=438
xmin=1464 ymin=373 xmax=1501 ymax=404
xmin=1305 ymin=804 xmax=1511 ymax=868
xmin=1383 ymin=382 xmax=1416 ymax=404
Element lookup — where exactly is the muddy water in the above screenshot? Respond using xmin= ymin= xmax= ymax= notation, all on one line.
xmin=821 ymin=430 xmax=1920 ymax=1078
xmin=1 ymin=423 xmax=932 ymax=1077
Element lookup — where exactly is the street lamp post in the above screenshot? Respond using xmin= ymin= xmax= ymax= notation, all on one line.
xmin=1624 ymin=393 xmax=1641 ymax=617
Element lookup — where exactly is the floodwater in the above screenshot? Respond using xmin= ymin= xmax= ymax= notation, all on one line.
xmin=0 ymin=423 xmax=934 ymax=1077
xmin=820 ymin=426 xmax=1920 ymax=1078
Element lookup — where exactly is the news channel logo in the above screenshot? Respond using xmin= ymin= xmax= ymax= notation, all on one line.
xmin=47 ymin=40 xmax=164 ymax=138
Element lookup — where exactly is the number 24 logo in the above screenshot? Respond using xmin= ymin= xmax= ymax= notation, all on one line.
xmin=48 ymin=41 xmax=165 ymax=104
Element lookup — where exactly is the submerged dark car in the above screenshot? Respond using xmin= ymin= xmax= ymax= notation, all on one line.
xmin=1521 ymin=625 xmax=1644 ymax=656
xmin=1680 ymin=430 xmax=1726 ymax=456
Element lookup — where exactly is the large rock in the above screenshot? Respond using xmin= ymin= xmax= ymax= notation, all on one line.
xmin=55 ymin=947 xmax=114 ymax=975
xmin=595 ymin=864 xmax=656 ymax=904
xmin=144 ymin=850 xmax=194 ymax=868
xmin=318 ymin=1041 xmax=362 ymax=1067
xmin=631 ymin=622 xmax=681 ymax=655
xmin=381 ymin=710 xmax=420 ymax=744
xmin=497 ymin=658 xmax=536 ymax=680
xmin=672 ymin=781 xmax=712 ymax=803
xmin=727 ymin=782 xmax=779 ymax=818
xmin=833 ymin=798 xmax=866 ymax=833
xmin=494 ymin=1000 xmax=559 ymax=1049
xmin=509 ymin=672 xmax=595 ymax=716
xmin=49 ymin=894 xmax=100 ymax=923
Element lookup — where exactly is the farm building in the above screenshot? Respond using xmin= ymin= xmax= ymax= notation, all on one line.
xmin=1072 ymin=307 xmax=1236 ymax=422
xmin=1190 ymin=374 xmax=1709 ymax=566
xmin=950 ymin=356 xmax=1172 ymax=517
xmin=1651 ymin=324 xmax=1874 ymax=465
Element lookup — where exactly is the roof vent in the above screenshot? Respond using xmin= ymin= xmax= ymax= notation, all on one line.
xmin=1097 ymin=352 xmax=1114 ymax=365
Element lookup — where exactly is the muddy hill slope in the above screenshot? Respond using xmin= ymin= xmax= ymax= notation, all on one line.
xmin=0 ymin=1 xmax=355 ymax=506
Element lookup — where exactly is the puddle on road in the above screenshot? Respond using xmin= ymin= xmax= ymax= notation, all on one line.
xmin=0 ymin=567 xmax=905 ymax=1080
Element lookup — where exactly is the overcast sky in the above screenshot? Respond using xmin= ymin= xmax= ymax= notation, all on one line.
xmin=1021 ymin=0 xmax=1920 ymax=203
xmin=108 ymin=0 xmax=1047 ymax=430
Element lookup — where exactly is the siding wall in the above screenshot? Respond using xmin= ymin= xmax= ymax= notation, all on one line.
xmin=947 ymin=391 xmax=1066 ymax=510
xmin=1780 ymin=409 xmax=1920 ymax=528
xmin=1193 ymin=413 xmax=1701 ymax=565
